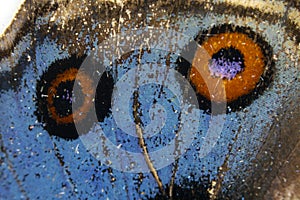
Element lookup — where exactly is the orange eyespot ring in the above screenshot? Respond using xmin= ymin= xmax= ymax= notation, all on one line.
xmin=191 ymin=32 xmax=265 ymax=103
xmin=176 ymin=24 xmax=274 ymax=112
xmin=47 ymin=68 xmax=94 ymax=124
xmin=35 ymin=55 xmax=96 ymax=139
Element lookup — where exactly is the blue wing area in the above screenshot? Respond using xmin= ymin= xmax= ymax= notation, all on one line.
xmin=0 ymin=1 xmax=299 ymax=199
xmin=0 ymin=90 xmax=76 ymax=199
xmin=0 ymin=151 xmax=24 ymax=199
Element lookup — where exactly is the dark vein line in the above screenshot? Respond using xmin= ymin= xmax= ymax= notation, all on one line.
xmin=0 ymin=133 xmax=29 ymax=200
xmin=133 ymin=90 xmax=166 ymax=197
xmin=210 ymin=125 xmax=242 ymax=200
xmin=51 ymin=138 xmax=78 ymax=196
xmin=169 ymin=159 xmax=179 ymax=199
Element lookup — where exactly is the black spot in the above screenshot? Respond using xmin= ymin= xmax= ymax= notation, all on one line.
xmin=53 ymin=80 xmax=83 ymax=118
xmin=148 ymin=176 xmax=212 ymax=200
xmin=35 ymin=55 xmax=86 ymax=140
xmin=95 ymin=71 xmax=114 ymax=122
xmin=211 ymin=47 xmax=245 ymax=69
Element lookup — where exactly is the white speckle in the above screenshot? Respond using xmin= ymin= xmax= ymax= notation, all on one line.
xmin=75 ymin=144 xmax=79 ymax=154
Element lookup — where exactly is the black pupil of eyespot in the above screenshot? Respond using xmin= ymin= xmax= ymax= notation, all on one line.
xmin=210 ymin=47 xmax=245 ymax=79
xmin=212 ymin=47 xmax=244 ymax=65
xmin=53 ymin=80 xmax=84 ymax=117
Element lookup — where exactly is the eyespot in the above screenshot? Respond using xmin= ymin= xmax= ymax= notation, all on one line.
xmin=177 ymin=24 xmax=274 ymax=112
xmin=46 ymin=67 xmax=94 ymax=124
xmin=35 ymin=55 xmax=94 ymax=139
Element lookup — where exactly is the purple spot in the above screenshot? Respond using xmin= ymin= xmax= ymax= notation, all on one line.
xmin=209 ymin=47 xmax=245 ymax=79
xmin=61 ymin=89 xmax=73 ymax=104
xmin=209 ymin=58 xmax=243 ymax=79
